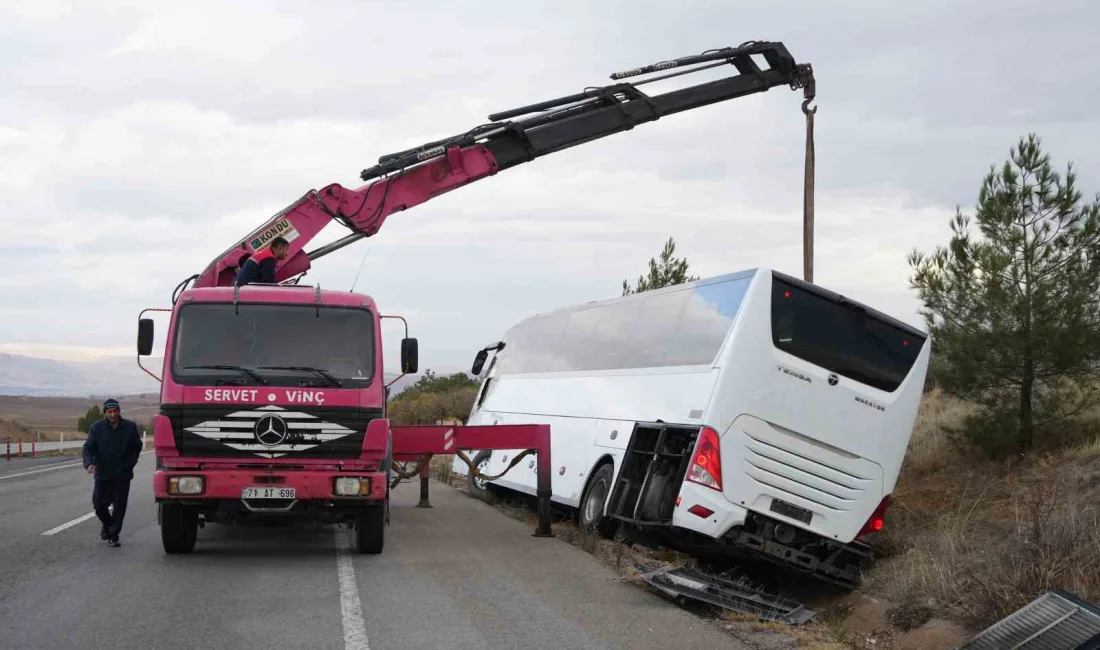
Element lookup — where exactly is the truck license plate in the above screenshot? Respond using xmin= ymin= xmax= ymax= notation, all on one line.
xmin=241 ymin=487 xmax=296 ymax=499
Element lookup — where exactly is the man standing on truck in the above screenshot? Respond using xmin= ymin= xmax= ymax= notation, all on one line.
xmin=234 ymin=236 xmax=289 ymax=286
xmin=82 ymin=398 xmax=143 ymax=548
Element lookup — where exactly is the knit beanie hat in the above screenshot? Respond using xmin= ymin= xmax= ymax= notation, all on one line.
xmin=103 ymin=398 xmax=120 ymax=412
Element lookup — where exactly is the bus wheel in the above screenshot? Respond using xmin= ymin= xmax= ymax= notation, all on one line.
xmin=467 ymin=450 xmax=492 ymax=500
xmin=578 ymin=463 xmax=618 ymax=539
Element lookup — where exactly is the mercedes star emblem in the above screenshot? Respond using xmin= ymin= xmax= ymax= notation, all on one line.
xmin=828 ymin=373 xmax=839 ymax=386
xmin=254 ymin=414 xmax=289 ymax=447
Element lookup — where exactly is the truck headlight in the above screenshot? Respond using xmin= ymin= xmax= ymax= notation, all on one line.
xmin=168 ymin=476 xmax=204 ymax=495
xmin=333 ymin=477 xmax=370 ymax=496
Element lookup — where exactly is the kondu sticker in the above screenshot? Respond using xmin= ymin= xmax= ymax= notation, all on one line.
xmin=247 ymin=217 xmax=300 ymax=252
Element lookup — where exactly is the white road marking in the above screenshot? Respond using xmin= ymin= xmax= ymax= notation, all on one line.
xmin=0 ymin=461 xmax=84 ymax=480
xmin=41 ymin=511 xmax=98 ymax=536
xmin=335 ymin=528 xmax=370 ymax=650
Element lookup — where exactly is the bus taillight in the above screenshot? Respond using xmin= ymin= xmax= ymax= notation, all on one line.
xmin=857 ymin=495 xmax=890 ymax=538
xmin=686 ymin=426 xmax=723 ymax=492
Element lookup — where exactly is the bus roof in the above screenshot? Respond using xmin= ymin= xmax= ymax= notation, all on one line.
xmin=522 ymin=268 xmax=762 ymax=321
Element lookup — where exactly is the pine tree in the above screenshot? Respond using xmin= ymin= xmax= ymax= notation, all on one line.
xmin=77 ymin=404 xmax=103 ymax=433
xmin=622 ymin=237 xmax=699 ymax=295
xmin=908 ymin=134 xmax=1100 ymax=455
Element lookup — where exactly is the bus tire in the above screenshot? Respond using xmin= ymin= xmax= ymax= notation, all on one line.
xmin=467 ymin=450 xmax=493 ymax=500
xmin=578 ymin=462 xmax=618 ymax=539
xmin=160 ymin=503 xmax=198 ymax=554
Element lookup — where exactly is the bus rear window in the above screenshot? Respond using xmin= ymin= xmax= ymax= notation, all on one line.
xmin=771 ymin=277 xmax=925 ymax=392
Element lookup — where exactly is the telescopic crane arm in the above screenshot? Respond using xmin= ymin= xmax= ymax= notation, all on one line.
xmin=188 ymin=41 xmax=814 ymax=291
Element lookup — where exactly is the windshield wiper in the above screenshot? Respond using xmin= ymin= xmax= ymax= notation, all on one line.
xmin=183 ymin=365 xmax=269 ymax=385
xmin=258 ymin=366 xmax=344 ymax=387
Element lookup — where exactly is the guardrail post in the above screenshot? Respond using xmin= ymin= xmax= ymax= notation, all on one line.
xmin=5 ymin=438 xmax=9 ymax=461
xmin=32 ymin=440 xmax=36 ymax=458
xmin=18 ymin=437 xmax=23 ymax=458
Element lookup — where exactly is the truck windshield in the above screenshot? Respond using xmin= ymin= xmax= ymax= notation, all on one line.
xmin=170 ymin=303 xmax=375 ymax=386
xmin=771 ymin=275 xmax=925 ymax=392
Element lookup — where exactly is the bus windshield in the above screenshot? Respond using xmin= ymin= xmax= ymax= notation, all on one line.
xmin=771 ymin=276 xmax=925 ymax=392
xmin=170 ymin=303 xmax=376 ymax=387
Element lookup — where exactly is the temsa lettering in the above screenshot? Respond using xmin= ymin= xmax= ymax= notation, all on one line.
xmin=285 ymin=389 xmax=325 ymax=405
xmin=204 ymin=389 xmax=259 ymax=402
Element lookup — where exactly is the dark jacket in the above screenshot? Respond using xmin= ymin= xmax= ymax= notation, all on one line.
xmin=82 ymin=417 xmax=142 ymax=481
xmin=235 ymin=248 xmax=277 ymax=286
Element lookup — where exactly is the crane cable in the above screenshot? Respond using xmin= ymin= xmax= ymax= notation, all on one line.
xmin=802 ymin=97 xmax=816 ymax=284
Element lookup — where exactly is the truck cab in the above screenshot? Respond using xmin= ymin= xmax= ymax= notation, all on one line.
xmin=137 ymin=283 xmax=417 ymax=555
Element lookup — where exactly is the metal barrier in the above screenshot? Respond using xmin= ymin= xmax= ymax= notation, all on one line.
xmin=390 ymin=423 xmax=555 ymax=537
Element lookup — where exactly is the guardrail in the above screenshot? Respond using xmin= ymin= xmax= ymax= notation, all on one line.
xmin=4 ymin=433 xmax=149 ymax=460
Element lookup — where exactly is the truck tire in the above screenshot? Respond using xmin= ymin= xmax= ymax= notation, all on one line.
xmin=467 ymin=450 xmax=492 ymax=501
xmin=352 ymin=504 xmax=385 ymax=554
xmin=160 ymin=503 xmax=198 ymax=554
xmin=578 ymin=462 xmax=618 ymax=539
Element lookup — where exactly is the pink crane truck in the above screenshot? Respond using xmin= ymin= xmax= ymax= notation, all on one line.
xmin=134 ymin=40 xmax=816 ymax=555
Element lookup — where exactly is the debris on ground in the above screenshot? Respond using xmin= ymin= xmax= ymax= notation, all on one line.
xmin=958 ymin=589 xmax=1100 ymax=649
xmin=635 ymin=562 xmax=817 ymax=625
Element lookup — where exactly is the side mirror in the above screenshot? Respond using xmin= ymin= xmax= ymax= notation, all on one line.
xmin=471 ymin=349 xmax=488 ymax=376
xmin=137 ymin=318 xmax=155 ymax=356
xmin=401 ymin=337 xmax=418 ymax=374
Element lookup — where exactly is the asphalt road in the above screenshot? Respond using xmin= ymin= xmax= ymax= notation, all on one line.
xmin=0 ymin=455 xmax=742 ymax=650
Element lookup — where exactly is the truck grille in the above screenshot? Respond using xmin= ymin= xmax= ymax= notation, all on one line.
xmin=161 ymin=404 xmax=381 ymax=460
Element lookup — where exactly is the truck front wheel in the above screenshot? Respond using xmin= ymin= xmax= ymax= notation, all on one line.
xmin=160 ymin=503 xmax=198 ymax=554
xmin=351 ymin=504 xmax=385 ymax=554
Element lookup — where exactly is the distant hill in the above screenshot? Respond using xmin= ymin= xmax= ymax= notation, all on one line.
xmin=0 ymin=353 xmax=161 ymax=397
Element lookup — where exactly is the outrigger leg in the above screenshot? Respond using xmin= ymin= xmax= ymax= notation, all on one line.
xmin=417 ymin=459 xmax=432 ymax=509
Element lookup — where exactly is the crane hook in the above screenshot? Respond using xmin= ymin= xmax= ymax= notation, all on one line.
xmin=802 ymin=97 xmax=817 ymax=115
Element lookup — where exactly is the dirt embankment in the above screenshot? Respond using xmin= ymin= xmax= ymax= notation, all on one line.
xmin=856 ymin=391 xmax=1100 ymax=644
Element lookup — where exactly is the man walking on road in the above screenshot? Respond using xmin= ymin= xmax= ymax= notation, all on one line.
xmin=82 ymin=398 xmax=143 ymax=547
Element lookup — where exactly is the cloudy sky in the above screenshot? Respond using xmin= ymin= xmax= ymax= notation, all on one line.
xmin=2 ymin=0 xmax=1098 ymax=378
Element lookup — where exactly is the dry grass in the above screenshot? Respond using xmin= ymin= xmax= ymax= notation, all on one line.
xmin=0 ymin=417 xmax=34 ymax=441
xmin=0 ymin=394 xmax=160 ymax=432
xmin=864 ymin=389 xmax=1100 ymax=632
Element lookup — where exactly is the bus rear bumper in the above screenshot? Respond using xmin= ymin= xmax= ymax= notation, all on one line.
xmin=670 ymin=481 xmax=746 ymax=538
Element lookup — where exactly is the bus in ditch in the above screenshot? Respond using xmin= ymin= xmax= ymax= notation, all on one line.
xmin=451 ymin=267 xmax=930 ymax=588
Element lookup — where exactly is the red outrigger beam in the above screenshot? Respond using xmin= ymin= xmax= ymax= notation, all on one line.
xmin=390 ymin=424 xmax=554 ymax=537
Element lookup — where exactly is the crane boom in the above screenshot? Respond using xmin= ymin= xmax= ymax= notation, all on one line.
xmin=188 ymin=40 xmax=814 ymax=291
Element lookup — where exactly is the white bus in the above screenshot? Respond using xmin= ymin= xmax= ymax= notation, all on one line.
xmin=452 ymin=267 xmax=930 ymax=588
